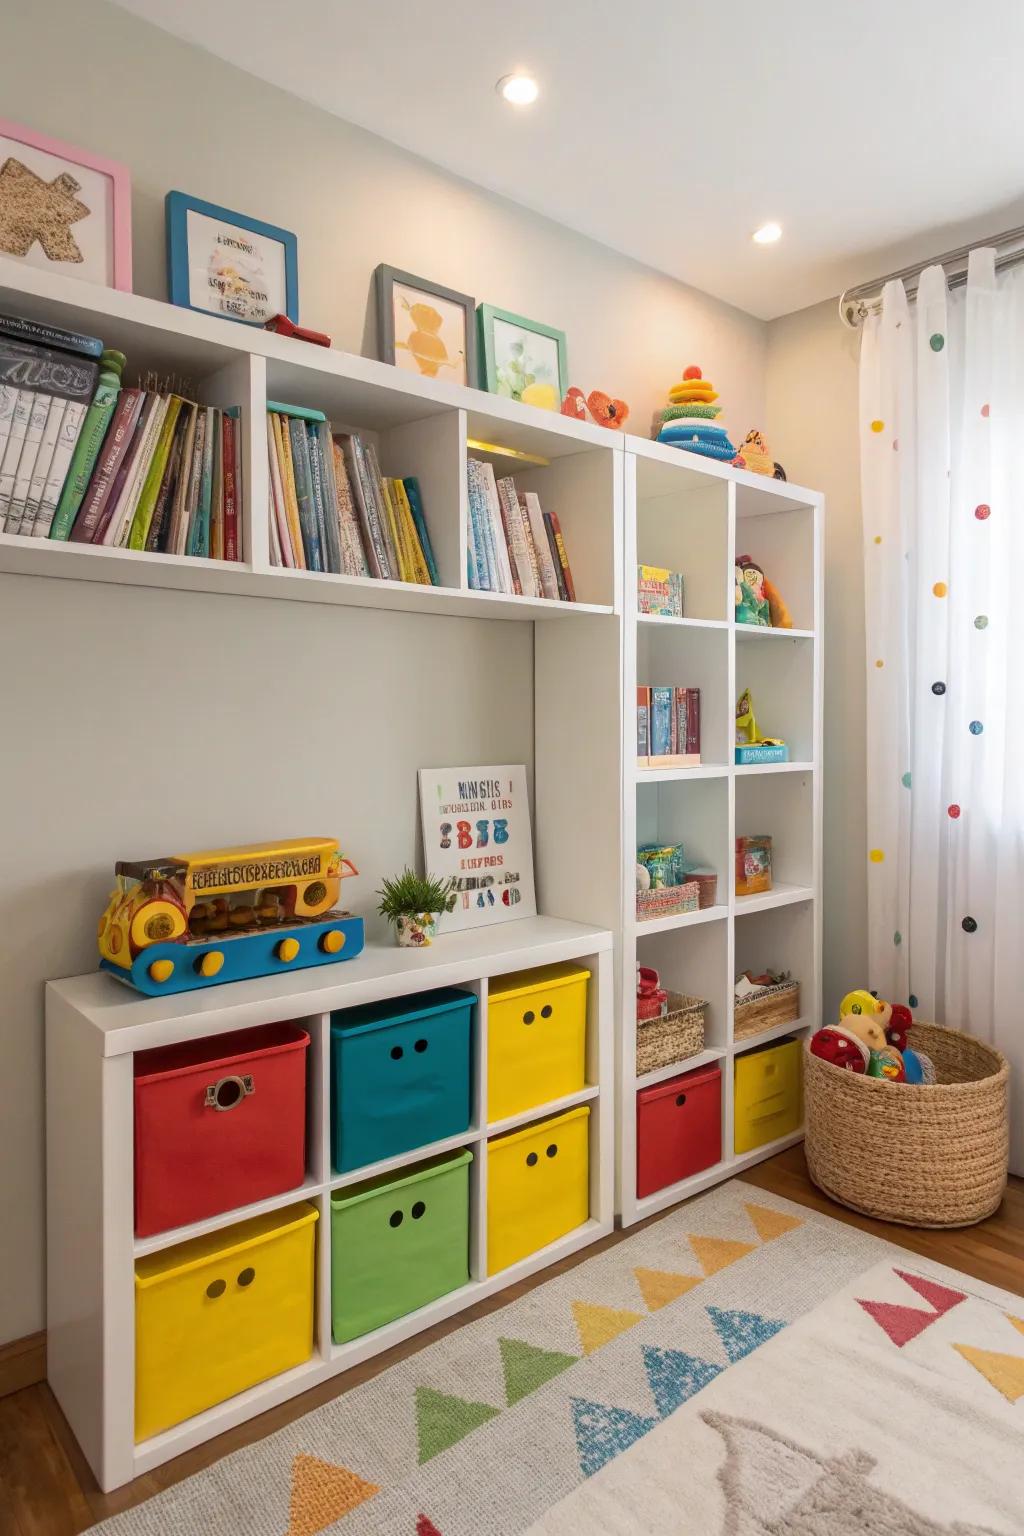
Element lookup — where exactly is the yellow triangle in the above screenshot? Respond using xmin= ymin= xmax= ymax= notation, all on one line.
xmin=633 ymin=1266 xmax=702 ymax=1312
xmin=954 ymin=1343 xmax=1024 ymax=1404
xmin=1008 ymin=1315 xmax=1024 ymax=1338
xmin=287 ymin=1453 xmax=379 ymax=1536
xmin=572 ymin=1300 xmax=644 ymax=1355
xmin=743 ymin=1203 xmax=804 ymax=1243
xmin=687 ymin=1234 xmax=757 ymax=1276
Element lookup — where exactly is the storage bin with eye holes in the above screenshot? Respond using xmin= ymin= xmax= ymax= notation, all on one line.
xmin=486 ymin=1104 xmax=589 ymax=1274
xmin=487 ymin=963 xmax=589 ymax=1122
xmin=330 ymin=988 xmax=474 ymax=1173
xmin=133 ymin=1022 xmax=310 ymax=1238
xmin=636 ymin=1062 xmax=721 ymax=1199
xmin=134 ymin=1201 xmax=318 ymax=1442
xmin=330 ymin=1148 xmax=472 ymax=1344
xmin=734 ymin=1036 xmax=803 ymax=1154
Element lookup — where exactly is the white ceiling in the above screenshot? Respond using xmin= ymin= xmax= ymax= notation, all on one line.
xmin=114 ymin=0 xmax=1024 ymax=320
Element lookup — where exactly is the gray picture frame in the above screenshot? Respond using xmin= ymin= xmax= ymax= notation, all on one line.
xmin=375 ymin=264 xmax=478 ymax=388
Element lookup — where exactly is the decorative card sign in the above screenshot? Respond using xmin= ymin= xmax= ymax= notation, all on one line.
xmin=418 ymin=765 xmax=536 ymax=932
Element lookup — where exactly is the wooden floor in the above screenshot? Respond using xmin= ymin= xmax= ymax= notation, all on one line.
xmin=4 ymin=1146 xmax=1022 ymax=1535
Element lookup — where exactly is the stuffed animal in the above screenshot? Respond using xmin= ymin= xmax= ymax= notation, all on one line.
xmin=838 ymin=989 xmax=890 ymax=1053
xmin=809 ymin=1025 xmax=869 ymax=1073
xmin=734 ymin=429 xmax=784 ymax=478
xmin=561 ymin=386 xmax=630 ymax=429
xmin=637 ymin=965 xmax=668 ymax=1021
xmin=886 ymin=1003 xmax=914 ymax=1052
xmin=735 ymin=557 xmax=771 ymax=626
xmin=763 ymin=578 xmax=793 ymax=629
xmin=867 ymin=1045 xmax=907 ymax=1082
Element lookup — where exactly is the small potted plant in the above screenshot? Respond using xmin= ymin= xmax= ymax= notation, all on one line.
xmin=377 ymin=867 xmax=457 ymax=948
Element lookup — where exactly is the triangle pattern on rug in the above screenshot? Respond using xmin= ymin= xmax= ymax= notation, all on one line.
xmin=743 ymin=1202 xmax=804 ymax=1243
xmin=892 ymin=1269 xmax=967 ymax=1316
xmin=707 ymin=1305 xmax=785 ymax=1364
xmin=634 ymin=1266 xmax=702 ymax=1312
xmin=287 ymin=1452 xmax=379 ymax=1536
xmin=572 ymin=1301 xmax=644 ymax=1355
xmin=415 ymin=1386 xmax=501 ymax=1464
xmin=642 ymin=1345 xmax=723 ymax=1419
xmin=416 ymin=1517 xmax=444 ymax=1536
xmin=571 ymin=1396 xmax=658 ymax=1479
xmin=1009 ymin=1316 xmax=1024 ymax=1337
xmin=856 ymin=1299 xmax=939 ymax=1349
xmin=953 ymin=1342 xmax=1024 ymax=1403
xmin=688 ymin=1234 xmax=757 ymax=1277
xmin=499 ymin=1337 xmax=579 ymax=1405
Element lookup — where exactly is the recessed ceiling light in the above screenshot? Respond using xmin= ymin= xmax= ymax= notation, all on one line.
xmin=753 ymin=222 xmax=782 ymax=245
xmin=497 ymin=73 xmax=539 ymax=106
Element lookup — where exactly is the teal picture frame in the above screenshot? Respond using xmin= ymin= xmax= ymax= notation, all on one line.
xmin=165 ymin=191 xmax=299 ymax=326
xmin=477 ymin=303 xmax=568 ymax=410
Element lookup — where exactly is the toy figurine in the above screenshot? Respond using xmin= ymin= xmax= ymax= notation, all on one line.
xmin=809 ymin=1024 xmax=869 ymax=1073
xmin=734 ymin=429 xmax=786 ymax=480
xmin=735 ymin=557 xmax=771 ymax=626
xmin=561 ymin=386 xmax=630 ymax=429
xmin=867 ymin=1045 xmax=907 ymax=1082
xmin=735 ymin=689 xmax=788 ymax=764
xmin=763 ymin=577 xmax=793 ymax=629
xmin=264 ymin=314 xmax=332 ymax=347
xmin=637 ymin=965 xmax=668 ymax=1021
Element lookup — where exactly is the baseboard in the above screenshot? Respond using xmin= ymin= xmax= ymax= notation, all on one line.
xmin=0 ymin=1329 xmax=46 ymax=1398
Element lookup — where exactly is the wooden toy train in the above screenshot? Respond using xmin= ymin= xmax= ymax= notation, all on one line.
xmin=98 ymin=837 xmax=364 ymax=995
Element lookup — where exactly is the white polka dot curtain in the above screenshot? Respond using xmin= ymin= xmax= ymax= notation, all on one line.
xmin=860 ymin=248 xmax=1023 ymax=1172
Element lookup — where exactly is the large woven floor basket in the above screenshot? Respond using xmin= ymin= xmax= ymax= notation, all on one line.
xmin=805 ymin=1023 xmax=1009 ymax=1228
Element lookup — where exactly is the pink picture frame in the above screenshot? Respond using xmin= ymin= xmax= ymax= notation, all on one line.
xmin=0 ymin=118 xmax=132 ymax=292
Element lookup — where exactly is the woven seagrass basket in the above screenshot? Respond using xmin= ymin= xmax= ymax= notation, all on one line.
xmin=636 ymin=992 xmax=706 ymax=1076
xmin=805 ymin=1023 xmax=1009 ymax=1228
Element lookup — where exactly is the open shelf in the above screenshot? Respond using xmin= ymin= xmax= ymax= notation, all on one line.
xmin=734 ymin=881 xmax=815 ymax=915
xmin=733 ymin=1017 xmax=813 ymax=1055
xmin=635 ymin=1047 xmax=727 ymax=1091
xmin=632 ymin=902 xmax=729 ymax=936
xmin=486 ymin=1083 xmax=600 ymax=1138
xmin=133 ymin=1175 xmax=326 ymax=1258
xmin=329 ymin=1129 xmax=483 ymax=1190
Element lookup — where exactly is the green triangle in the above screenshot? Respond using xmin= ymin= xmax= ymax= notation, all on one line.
xmin=415 ymin=1385 xmax=501 ymax=1464
xmin=499 ymin=1336 xmax=579 ymax=1406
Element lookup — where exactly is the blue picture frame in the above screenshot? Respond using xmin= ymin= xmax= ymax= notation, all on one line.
xmin=165 ymin=191 xmax=299 ymax=326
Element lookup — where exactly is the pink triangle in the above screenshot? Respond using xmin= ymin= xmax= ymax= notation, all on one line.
xmin=893 ymin=1269 xmax=967 ymax=1316
xmin=417 ymin=1518 xmax=444 ymax=1536
xmin=857 ymin=1298 xmax=939 ymax=1347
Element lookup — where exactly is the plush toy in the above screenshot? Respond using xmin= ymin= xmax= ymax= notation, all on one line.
xmin=867 ymin=1045 xmax=907 ymax=1082
xmin=735 ymin=689 xmax=785 ymax=748
xmin=734 ymin=429 xmax=785 ymax=478
xmin=837 ymin=989 xmax=891 ymax=1053
xmin=886 ymin=1003 xmax=913 ymax=1051
xmin=637 ymin=965 xmax=668 ymax=1021
xmin=735 ymin=557 xmax=771 ymax=626
xmin=561 ymin=386 xmax=630 ymax=429
xmin=561 ymin=387 xmax=588 ymax=421
xmin=809 ymin=1025 xmax=869 ymax=1073
xmin=763 ymin=578 xmax=793 ymax=629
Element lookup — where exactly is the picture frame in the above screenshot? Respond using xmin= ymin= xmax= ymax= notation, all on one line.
xmin=375 ymin=264 xmax=478 ymax=388
xmin=0 ymin=117 xmax=132 ymax=291
xmin=418 ymin=764 xmax=537 ymax=933
xmin=165 ymin=191 xmax=298 ymax=326
xmin=477 ymin=303 xmax=568 ymax=411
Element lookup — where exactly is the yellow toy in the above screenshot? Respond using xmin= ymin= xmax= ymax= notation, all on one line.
xmin=838 ymin=989 xmax=890 ymax=1053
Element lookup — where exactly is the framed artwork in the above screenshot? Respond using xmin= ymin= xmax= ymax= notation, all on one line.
xmin=375 ymin=265 xmax=477 ymax=387
xmin=165 ymin=191 xmax=298 ymax=326
xmin=0 ymin=118 xmax=132 ymax=291
xmin=418 ymin=765 xmax=536 ymax=933
xmin=477 ymin=303 xmax=568 ymax=411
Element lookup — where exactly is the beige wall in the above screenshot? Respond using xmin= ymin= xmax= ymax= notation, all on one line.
xmin=0 ymin=0 xmax=772 ymax=1344
xmin=765 ymin=302 xmax=866 ymax=1017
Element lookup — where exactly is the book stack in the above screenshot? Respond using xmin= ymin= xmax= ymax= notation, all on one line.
xmin=0 ymin=312 xmax=243 ymax=557
xmin=267 ymin=404 xmax=439 ymax=584
xmin=465 ymin=457 xmax=576 ymax=600
xmin=637 ymin=685 xmax=701 ymax=767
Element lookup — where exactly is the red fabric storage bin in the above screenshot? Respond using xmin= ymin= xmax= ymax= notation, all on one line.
xmin=636 ymin=1062 xmax=722 ymax=1198
xmin=134 ymin=1022 xmax=309 ymax=1237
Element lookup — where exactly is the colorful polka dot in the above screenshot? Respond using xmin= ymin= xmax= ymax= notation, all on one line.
xmin=933 ymin=581 xmax=948 ymax=598
xmin=975 ymin=614 xmax=988 ymax=629
xmin=975 ymin=503 xmax=991 ymax=520
xmin=981 ymin=403 xmax=990 ymax=418
xmin=962 ymin=916 xmax=978 ymax=934
xmin=969 ymin=719 xmax=983 ymax=735
xmin=901 ymin=771 xmax=912 ymax=788
xmin=909 ymin=994 xmax=919 ymax=1009
xmin=873 ymin=535 xmax=882 ymax=544
xmin=870 ymin=419 xmax=885 ymax=433
xmin=892 ymin=439 xmax=899 ymax=451
xmin=869 ymin=849 xmax=885 ymax=864
xmin=948 ymin=804 xmax=961 ymax=819
xmin=875 ymin=659 xmax=884 ymax=669
xmin=929 ymin=333 xmax=945 ymax=352
xmin=931 ymin=681 xmax=946 ymax=696
xmin=893 ymin=931 xmax=902 ymax=947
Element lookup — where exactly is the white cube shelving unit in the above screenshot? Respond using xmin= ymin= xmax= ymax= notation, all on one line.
xmin=618 ymin=436 xmax=824 ymax=1226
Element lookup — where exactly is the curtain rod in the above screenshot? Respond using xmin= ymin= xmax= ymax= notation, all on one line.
xmin=838 ymin=224 xmax=1024 ymax=328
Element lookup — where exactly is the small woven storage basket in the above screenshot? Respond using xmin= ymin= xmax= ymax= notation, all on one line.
xmin=636 ymin=992 xmax=706 ymax=1076
xmin=805 ymin=1023 xmax=1009 ymax=1228
xmin=734 ymin=980 xmax=800 ymax=1041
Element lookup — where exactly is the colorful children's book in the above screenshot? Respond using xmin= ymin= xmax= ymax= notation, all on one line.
xmin=0 ymin=312 xmax=103 ymax=359
xmin=223 ymin=407 xmax=240 ymax=561
xmin=24 ymin=395 xmax=68 ymax=533
xmin=544 ymin=509 xmax=576 ymax=600
xmin=145 ymin=408 xmax=189 ymax=554
xmin=650 ymin=686 xmax=674 ymax=757
xmin=403 ymin=476 xmax=439 ymax=585
xmin=68 ymin=387 xmax=144 ymax=543
xmin=637 ymin=686 xmax=651 ymax=759
xmin=5 ymin=390 xmax=50 ymax=535
xmin=49 ymin=360 xmax=122 ymax=540
xmin=521 ymin=491 xmax=560 ymax=599
xmin=131 ymin=395 xmax=184 ymax=551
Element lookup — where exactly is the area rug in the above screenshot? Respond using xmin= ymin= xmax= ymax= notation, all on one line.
xmin=87 ymin=1179 xmax=1020 ymax=1535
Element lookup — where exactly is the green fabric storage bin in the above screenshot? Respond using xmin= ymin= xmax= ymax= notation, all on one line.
xmin=330 ymin=1147 xmax=472 ymax=1344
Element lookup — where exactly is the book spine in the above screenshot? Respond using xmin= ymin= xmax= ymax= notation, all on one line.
xmin=331 ymin=439 xmax=368 ymax=576
xmin=163 ymin=403 xmax=196 ymax=555
xmin=542 ymin=512 xmax=568 ymax=600
xmin=106 ymin=394 xmax=166 ymax=548
xmin=402 ymin=477 xmax=439 ymax=585
xmin=0 ymin=384 xmax=18 ymax=477
xmin=650 ymin=687 xmax=673 ymax=757
xmin=379 ymin=476 xmax=407 ymax=580
xmin=288 ymin=416 xmax=320 ymax=570
xmin=464 ymin=461 xmax=483 ymax=589
xmin=394 ymin=480 xmax=430 ymax=584
xmin=222 ymin=410 xmax=238 ymax=561
xmin=478 ymin=469 xmax=501 ymax=591
xmin=494 ymin=476 xmax=523 ymax=594
xmin=307 ymin=422 xmax=334 ymax=571
xmin=49 ymin=371 xmax=121 ymax=540
xmin=0 ymin=312 xmax=103 ymax=358
xmin=517 ymin=495 xmax=542 ymax=596
xmin=352 ymin=435 xmax=391 ymax=578
xmin=179 ymin=407 xmax=206 ymax=556
xmin=673 ymin=688 xmax=686 ymax=759
xmin=686 ymin=687 xmax=701 ymax=756
xmin=145 ymin=411 xmax=187 ymax=553
xmin=35 ymin=400 xmax=86 ymax=537
xmin=545 ymin=508 xmax=576 ymax=600
xmin=209 ymin=408 xmax=224 ymax=560
xmin=5 ymin=390 xmax=50 ymax=535
xmin=364 ymin=443 xmax=398 ymax=579
xmin=0 ymin=389 xmax=32 ymax=526
xmin=636 ymin=686 xmax=651 ymax=758
xmin=69 ymin=387 xmax=143 ymax=543
xmin=480 ymin=462 xmax=514 ymax=593
xmin=25 ymin=396 xmax=67 ymax=533
xmin=338 ymin=434 xmax=379 ymax=578
xmin=272 ymin=412 xmax=305 ymax=569
xmin=0 ymin=338 xmax=99 ymax=402
xmin=265 ymin=414 xmax=293 ymax=567
xmin=522 ymin=492 xmax=560 ymax=599
xmin=312 ymin=421 xmax=340 ymax=575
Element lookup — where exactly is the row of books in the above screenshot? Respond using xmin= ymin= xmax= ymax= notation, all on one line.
xmin=267 ymin=406 xmax=439 ymax=583
xmin=637 ymin=685 xmax=702 ymax=766
xmin=0 ymin=312 xmax=241 ymax=557
xmin=466 ymin=457 xmax=576 ymax=600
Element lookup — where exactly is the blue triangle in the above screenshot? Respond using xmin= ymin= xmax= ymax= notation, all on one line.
xmin=570 ymin=1396 xmax=658 ymax=1478
xmin=641 ymin=1345 xmax=723 ymax=1418
xmin=706 ymin=1306 xmax=785 ymax=1364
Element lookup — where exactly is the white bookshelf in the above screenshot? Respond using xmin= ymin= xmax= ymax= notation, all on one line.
xmin=618 ymin=436 xmax=823 ymax=1226
xmin=46 ymin=918 xmax=613 ymax=1491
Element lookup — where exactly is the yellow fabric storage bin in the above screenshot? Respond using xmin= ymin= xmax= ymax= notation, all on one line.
xmin=487 ymin=1104 xmax=589 ymax=1273
xmin=488 ymin=963 xmax=589 ymax=1121
xmin=135 ymin=1201 xmax=318 ymax=1441
xmin=734 ymin=1037 xmax=803 ymax=1154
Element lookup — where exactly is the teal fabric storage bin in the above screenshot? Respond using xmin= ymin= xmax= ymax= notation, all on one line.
xmin=330 ymin=987 xmax=474 ymax=1173
xmin=330 ymin=1148 xmax=472 ymax=1343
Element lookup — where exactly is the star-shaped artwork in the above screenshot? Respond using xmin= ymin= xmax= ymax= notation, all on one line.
xmin=0 ymin=156 xmax=90 ymax=263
